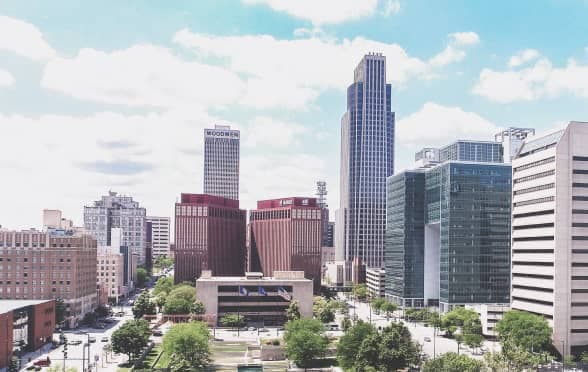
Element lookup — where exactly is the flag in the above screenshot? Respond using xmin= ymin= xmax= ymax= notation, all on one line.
xmin=239 ymin=286 xmax=248 ymax=296
xmin=277 ymin=287 xmax=291 ymax=301
xmin=258 ymin=286 xmax=267 ymax=296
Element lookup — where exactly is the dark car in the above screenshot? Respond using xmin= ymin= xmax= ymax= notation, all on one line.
xmin=68 ymin=340 xmax=82 ymax=346
xmin=152 ymin=330 xmax=163 ymax=336
xmin=33 ymin=358 xmax=51 ymax=367
xmin=88 ymin=337 xmax=96 ymax=343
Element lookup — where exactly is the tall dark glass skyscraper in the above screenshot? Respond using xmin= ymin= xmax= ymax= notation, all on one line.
xmin=337 ymin=53 xmax=395 ymax=272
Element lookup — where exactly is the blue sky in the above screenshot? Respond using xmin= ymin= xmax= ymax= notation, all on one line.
xmin=1 ymin=0 xmax=588 ymax=229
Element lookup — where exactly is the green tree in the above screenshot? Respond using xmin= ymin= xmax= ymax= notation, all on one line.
xmin=380 ymin=301 xmax=397 ymax=319
xmin=220 ymin=314 xmax=245 ymax=328
xmin=154 ymin=256 xmax=173 ymax=270
xmin=8 ymin=357 xmax=18 ymax=372
xmin=287 ymin=301 xmax=301 ymax=321
xmin=341 ymin=317 xmax=352 ymax=331
xmin=564 ymin=354 xmax=576 ymax=368
xmin=132 ymin=291 xmax=156 ymax=318
xmin=495 ymin=310 xmax=552 ymax=353
xmin=422 ymin=352 xmax=483 ymax=372
xmin=153 ymin=276 xmax=174 ymax=297
xmin=464 ymin=333 xmax=484 ymax=353
xmin=352 ymin=284 xmax=368 ymax=301
xmin=313 ymin=297 xmax=335 ymax=323
xmin=581 ymin=351 xmax=588 ymax=364
xmin=336 ymin=321 xmax=376 ymax=370
xmin=441 ymin=307 xmax=481 ymax=338
xmin=167 ymin=284 xmax=196 ymax=303
xmin=192 ymin=301 xmax=205 ymax=315
xmin=284 ymin=319 xmax=328 ymax=369
xmin=354 ymin=333 xmax=381 ymax=371
xmin=163 ymin=297 xmax=192 ymax=315
xmin=55 ymin=298 xmax=66 ymax=328
xmin=163 ymin=321 xmax=210 ymax=371
xmin=371 ymin=298 xmax=385 ymax=314
xmin=135 ymin=267 xmax=149 ymax=287
xmin=111 ymin=319 xmax=150 ymax=361
xmin=484 ymin=338 xmax=549 ymax=372
xmin=377 ymin=322 xmax=421 ymax=370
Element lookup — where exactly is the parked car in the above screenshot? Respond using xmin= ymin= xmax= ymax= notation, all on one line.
xmin=424 ymin=337 xmax=431 ymax=342
xmin=25 ymin=365 xmax=41 ymax=371
xmin=152 ymin=330 xmax=163 ymax=337
xmin=259 ymin=328 xmax=270 ymax=332
xmin=33 ymin=358 xmax=51 ymax=367
xmin=247 ymin=327 xmax=256 ymax=331
xmin=88 ymin=337 xmax=96 ymax=343
xmin=68 ymin=340 xmax=82 ymax=346
xmin=101 ymin=337 xmax=109 ymax=342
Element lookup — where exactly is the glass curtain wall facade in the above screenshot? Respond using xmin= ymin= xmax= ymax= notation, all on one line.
xmin=339 ymin=53 xmax=395 ymax=271
xmin=385 ymin=171 xmax=425 ymax=307
xmin=439 ymin=141 xmax=504 ymax=163
xmin=385 ymin=161 xmax=512 ymax=311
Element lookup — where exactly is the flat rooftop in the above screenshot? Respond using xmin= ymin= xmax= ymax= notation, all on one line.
xmin=0 ymin=299 xmax=52 ymax=314
xmin=196 ymin=276 xmax=312 ymax=282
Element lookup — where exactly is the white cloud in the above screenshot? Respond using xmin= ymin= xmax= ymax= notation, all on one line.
xmin=382 ymin=0 xmax=401 ymax=16
xmin=508 ymin=49 xmax=540 ymax=67
xmin=241 ymin=0 xmax=378 ymax=25
xmin=0 ymin=68 xmax=14 ymax=86
xmin=0 ymin=15 xmax=56 ymax=60
xmin=395 ymin=102 xmax=501 ymax=170
xmin=0 ymin=110 xmax=333 ymax=230
xmin=473 ymin=57 xmax=588 ymax=103
xmin=428 ymin=32 xmax=479 ymax=67
xmin=397 ymin=102 xmax=500 ymax=147
xmin=243 ymin=116 xmax=309 ymax=147
xmin=41 ymin=44 xmax=245 ymax=109
xmin=449 ymin=32 xmax=480 ymax=46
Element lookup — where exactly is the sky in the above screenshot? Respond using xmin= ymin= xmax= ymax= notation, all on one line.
xmin=1 ymin=0 xmax=588 ymax=230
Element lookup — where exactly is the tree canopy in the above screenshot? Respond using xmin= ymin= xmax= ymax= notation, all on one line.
xmin=313 ymin=297 xmax=335 ymax=323
xmin=495 ymin=310 xmax=552 ymax=353
xmin=441 ymin=307 xmax=481 ymax=338
xmin=132 ymin=291 xmax=156 ymax=318
xmin=153 ymin=276 xmax=174 ymax=297
xmin=422 ymin=352 xmax=483 ymax=372
xmin=352 ymin=284 xmax=368 ymax=301
xmin=284 ymin=319 xmax=328 ymax=369
xmin=163 ymin=322 xmax=210 ymax=371
xmin=135 ymin=267 xmax=149 ymax=287
xmin=220 ymin=314 xmax=245 ymax=328
xmin=337 ymin=321 xmax=376 ymax=370
xmin=111 ymin=319 xmax=150 ymax=361
xmin=287 ymin=300 xmax=301 ymax=321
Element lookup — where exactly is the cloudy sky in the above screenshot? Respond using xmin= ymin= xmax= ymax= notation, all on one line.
xmin=1 ymin=0 xmax=588 ymax=230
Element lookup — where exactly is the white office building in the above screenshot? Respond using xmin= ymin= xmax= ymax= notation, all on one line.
xmin=366 ymin=268 xmax=386 ymax=298
xmin=146 ymin=216 xmax=170 ymax=258
xmin=511 ymin=121 xmax=588 ymax=356
xmin=204 ymin=124 xmax=240 ymax=201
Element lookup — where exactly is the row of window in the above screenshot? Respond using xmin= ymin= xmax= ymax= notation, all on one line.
xmin=513 ymin=183 xmax=554 ymax=196
xmin=514 ymin=156 xmax=555 ymax=173
xmin=513 ymin=196 xmax=554 ymax=207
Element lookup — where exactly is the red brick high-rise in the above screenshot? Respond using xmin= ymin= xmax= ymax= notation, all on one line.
xmin=174 ymin=194 xmax=246 ymax=284
xmin=249 ymin=197 xmax=322 ymax=293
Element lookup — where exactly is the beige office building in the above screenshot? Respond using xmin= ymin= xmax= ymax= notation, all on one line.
xmin=0 ymin=229 xmax=97 ymax=328
xmin=97 ymin=247 xmax=126 ymax=305
xmin=511 ymin=121 xmax=588 ymax=356
xmin=196 ymin=271 xmax=313 ymax=326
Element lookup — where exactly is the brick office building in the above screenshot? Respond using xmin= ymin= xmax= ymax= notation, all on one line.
xmin=249 ymin=197 xmax=322 ymax=293
xmin=174 ymin=194 xmax=246 ymax=284
xmin=0 ymin=230 xmax=97 ymax=328
xmin=0 ymin=300 xmax=55 ymax=370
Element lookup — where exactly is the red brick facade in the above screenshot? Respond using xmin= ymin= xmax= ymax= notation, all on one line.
xmin=249 ymin=197 xmax=322 ymax=293
xmin=174 ymin=194 xmax=246 ymax=284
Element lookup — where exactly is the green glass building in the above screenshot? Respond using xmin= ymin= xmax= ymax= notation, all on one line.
xmin=385 ymin=161 xmax=512 ymax=312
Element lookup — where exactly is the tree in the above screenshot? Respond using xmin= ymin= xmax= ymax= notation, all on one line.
xmin=132 ymin=291 xmax=156 ymax=318
xmin=337 ymin=321 xmax=376 ymax=370
xmin=192 ymin=301 xmax=205 ymax=315
xmin=163 ymin=322 xmax=210 ymax=371
xmin=464 ymin=333 xmax=484 ymax=353
xmin=220 ymin=314 xmax=245 ymax=328
xmin=354 ymin=333 xmax=381 ymax=371
xmin=135 ymin=267 xmax=149 ymax=287
xmin=284 ymin=319 xmax=328 ymax=369
xmin=341 ymin=317 xmax=352 ymax=332
xmin=95 ymin=304 xmax=110 ymax=318
xmin=422 ymin=352 xmax=483 ymax=372
xmin=111 ymin=319 xmax=150 ymax=361
xmin=484 ymin=338 xmax=549 ymax=372
xmin=287 ymin=301 xmax=301 ymax=321
xmin=495 ymin=310 xmax=552 ymax=353
xmin=313 ymin=297 xmax=335 ymax=323
xmin=440 ymin=307 xmax=481 ymax=338
xmin=55 ymin=298 xmax=66 ymax=328
xmin=153 ymin=276 xmax=174 ymax=297
xmin=377 ymin=322 xmax=421 ymax=370
xmin=167 ymin=284 xmax=196 ymax=303
xmin=564 ymin=354 xmax=576 ymax=369
xmin=581 ymin=351 xmax=588 ymax=364
xmin=380 ymin=301 xmax=397 ymax=319
xmin=154 ymin=256 xmax=173 ymax=270
xmin=371 ymin=298 xmax=386 ymax=314
xmin=8 ymin=357 xmax=18 ymax=372
xmin=163 ymin=297 xmax=192 ymax=315
xmin=352 ymin=284 xmax=368 ymax=301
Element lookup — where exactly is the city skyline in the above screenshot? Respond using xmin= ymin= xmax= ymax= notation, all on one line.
xmin=2 ymin=1 xmax=588 ymax=230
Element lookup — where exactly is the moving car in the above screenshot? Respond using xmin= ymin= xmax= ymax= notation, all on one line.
xmin=101 ymin=336 xmax=109 ymax=342
xmin=152 ymin=330 xmax=163 ymax=336
xmin=88 ymin=337 xmax=96 ymax=343
xmin=33 ymin=358 xmax=51 ymax=367
xmin=424 ymin=337 xmax=431 ymax=342
xmin=68 ymin=340 xmax=82 ymax=345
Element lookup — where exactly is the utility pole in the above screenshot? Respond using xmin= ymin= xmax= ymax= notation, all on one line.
xmin=61 ymin=331 xmax=68 ymax=372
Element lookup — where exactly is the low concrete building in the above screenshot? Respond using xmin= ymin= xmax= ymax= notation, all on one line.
xmin=196 ymin=271 xmax=313 ymax=326
xmin=366 ymin=268 xmax=386 ymax=298
xmin=0 ymin=300 xmax=55 ymax=371
xmin=466 ymin=304 xmax=509 ymax=337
